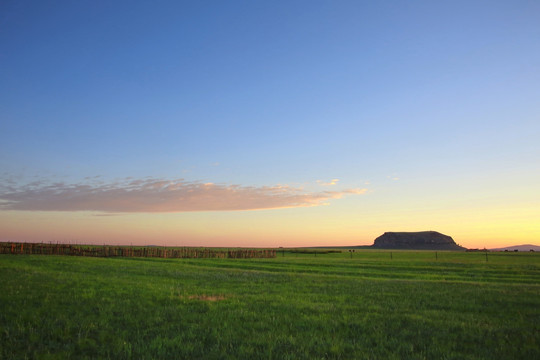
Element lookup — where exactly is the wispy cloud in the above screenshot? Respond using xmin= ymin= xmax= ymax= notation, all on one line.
xmin=0 ymin=178 xmax=367 ymax=213
xmin=317 ymin=179 xmax=340 ymax=186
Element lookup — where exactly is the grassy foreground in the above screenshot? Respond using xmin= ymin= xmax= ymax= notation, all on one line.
xmin=0 ymin=251 xmax=539 ymax=359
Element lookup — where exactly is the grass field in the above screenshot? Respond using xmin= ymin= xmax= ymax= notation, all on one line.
xmin=1 ymin=250 xmax=539 ymax=359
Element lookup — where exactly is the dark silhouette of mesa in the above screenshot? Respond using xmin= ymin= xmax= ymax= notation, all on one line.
xmin=371 ymin=231 xmax=466 ymax=250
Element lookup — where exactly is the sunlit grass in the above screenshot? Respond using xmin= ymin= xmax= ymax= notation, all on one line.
xmin=1 ymin=251 xmax=538 ymax=359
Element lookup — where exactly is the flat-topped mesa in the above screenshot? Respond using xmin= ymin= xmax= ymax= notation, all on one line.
xmin=372 ymin=231 xmax=466 ymax=250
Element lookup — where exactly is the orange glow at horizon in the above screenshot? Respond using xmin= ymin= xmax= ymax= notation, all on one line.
xmin=1 ymin=203 xmax=539 ymax=249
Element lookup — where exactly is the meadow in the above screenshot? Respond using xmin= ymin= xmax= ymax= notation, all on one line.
xmin=1 ymin=250 xmax=538 ymax=359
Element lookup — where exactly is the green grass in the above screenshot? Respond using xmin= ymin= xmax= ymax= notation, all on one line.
xmin=1 ymin=251 xmax=539 ymax=359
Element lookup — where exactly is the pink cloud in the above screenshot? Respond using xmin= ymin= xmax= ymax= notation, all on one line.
xmin=0 ymin=178 xmax=367 ymax=213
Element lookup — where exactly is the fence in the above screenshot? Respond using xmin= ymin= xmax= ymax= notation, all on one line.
xmin=0 ymin=242 xmax=276 ymax=259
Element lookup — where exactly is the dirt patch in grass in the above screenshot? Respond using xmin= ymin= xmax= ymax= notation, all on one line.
xmin=185 ymin=294 xmax=228 ymax=302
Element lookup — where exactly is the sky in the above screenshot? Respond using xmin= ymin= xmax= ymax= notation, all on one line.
xmin=1 ymin=1 xmax=539 ymax=248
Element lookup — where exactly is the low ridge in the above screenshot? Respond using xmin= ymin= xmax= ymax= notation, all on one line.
xmin=371 ymin=231 xmax=466 ymax=250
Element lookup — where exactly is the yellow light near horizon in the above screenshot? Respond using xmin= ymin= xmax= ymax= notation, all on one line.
xmin=1 ymin=201 xmax=539 ymax=249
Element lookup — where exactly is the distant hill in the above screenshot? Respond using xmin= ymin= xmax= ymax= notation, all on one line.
xmin=371 ymin=231 xmax=466 ymax=250
xmin=489 ymin=244 xmax=540 ymax=252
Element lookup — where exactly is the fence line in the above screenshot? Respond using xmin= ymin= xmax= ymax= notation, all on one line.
xmin=0 ymin=242 xmax=276 ymax=259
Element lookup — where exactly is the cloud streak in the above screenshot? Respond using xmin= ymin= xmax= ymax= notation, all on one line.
xmin=0 ymin=178 xmax=367 ymax=213
xmin=317 ymin=179 xmax=340 ymax=186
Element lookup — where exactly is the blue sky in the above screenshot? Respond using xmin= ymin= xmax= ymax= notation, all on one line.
xmin=1 ymin=1 xmax=539 ymax=247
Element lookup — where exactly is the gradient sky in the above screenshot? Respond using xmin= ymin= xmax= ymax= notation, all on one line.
xmin=1 ymin=1 xmax=539 ymax=248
